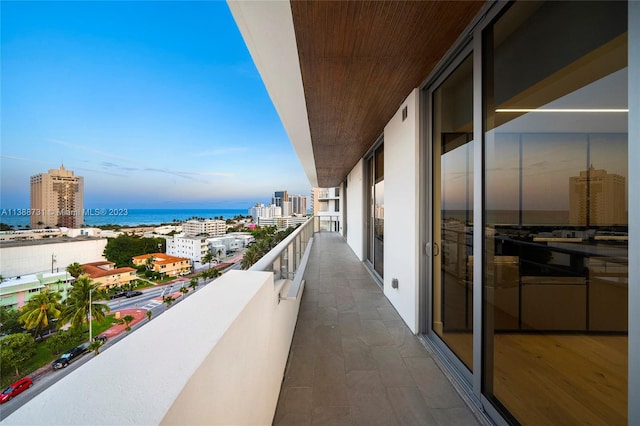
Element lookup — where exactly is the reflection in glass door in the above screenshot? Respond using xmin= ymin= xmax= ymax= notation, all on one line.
xmin=432 ymin=54 xmax=474 ymax=371
xmin=483 ymin=2 xmax=628 ymax=423
xmin=367 ymin=143 xmax=384 ymax=279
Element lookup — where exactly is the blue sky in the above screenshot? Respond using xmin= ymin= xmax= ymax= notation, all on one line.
xmin=1 ymin=1 xmax=311 ymax=209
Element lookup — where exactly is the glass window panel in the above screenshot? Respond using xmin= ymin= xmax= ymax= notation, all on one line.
xmin=367 ymin=145 xmax=384 ymax=279
xmin=483 ymin=1 xmax=628 ymax=424
xmin=432 ymin=54 xmax=473 ymax=370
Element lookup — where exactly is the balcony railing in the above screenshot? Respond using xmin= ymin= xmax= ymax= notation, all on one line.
xmin=4 ymin=217 xmax=338 ymax=425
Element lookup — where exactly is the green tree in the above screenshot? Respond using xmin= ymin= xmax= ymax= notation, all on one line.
xmin=202 ymin=251 xmax=214 ymax=270
xmin=103 ymin=234 xmax=166 ymax=267
xmin=0 ymin=306 xmax=24 ymax=335
xmin=163 ymin=296 xmax=175 ymax=308
xmin=89 ymin=340 xmax=103 ymax=355
xmin=60 ymin=276 xmax=110 ymax=331
xmin=1 ymin=334 xmax=36 ymax=376
xmin=210 ymin=268 xmax=221 ymax=279
xmin=241 ymin=247 xmax=262 ymax=269
xmin=180 ymin=286 xmax=189 ymax=297
xmin=66 ymin=262 xmax=84 ymax=279
xmin=18 ymin=289 xmax=63 ymax=339
xmin=189 ymin=277 xmax=199 ymax=292
xmin=119 ymin=314 xmax=135 ymax=333
xmin=45 ymin=328 xmax=82 ymax=355
xmin=146 ymin=310 xmax=153 ymax=321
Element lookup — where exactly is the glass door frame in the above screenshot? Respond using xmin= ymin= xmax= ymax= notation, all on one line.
xmin=421 ymin=0 xmax=638 ymax=424
xmin=364 ymin=136 xmax=384 ymax=285
xmin=420 ymin=2 xmax=512 ymax=422
xmin=423 ymin=42 xmax=476 ymax=388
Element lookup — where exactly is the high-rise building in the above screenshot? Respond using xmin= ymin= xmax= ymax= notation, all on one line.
xmin=30 ymin=165 xmax=84 ymax=229
xmin=272 ymin=190 xmax=288 ymax=207
xmin=248 ymin=202 xmax=281 ymax=220
xmin=289 ymin=194 xmax=308 ymax=215
xmin=569 ymin=165 xmax=627 ymax=226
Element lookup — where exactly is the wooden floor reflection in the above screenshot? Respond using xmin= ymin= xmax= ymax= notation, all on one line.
xmin=442 ymin=332 xmax=627 ymax=425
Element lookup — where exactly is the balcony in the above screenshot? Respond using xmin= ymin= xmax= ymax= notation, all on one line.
xmin=4 ymin=218 xmax=484 ymax=425
xmin=316 ymin=191 xmax=339 ymax=201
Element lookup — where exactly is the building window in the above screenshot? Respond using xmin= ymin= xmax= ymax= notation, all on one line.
xmin=366 ymin=142 xmax=384 ymax=279
xmin=482 ymin=1 xmax=628 ymax=423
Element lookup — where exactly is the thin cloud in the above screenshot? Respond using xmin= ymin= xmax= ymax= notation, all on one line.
xmin=101 ymin=161 xmax=140 ymax=172
xmin=49 ymin=139 xmax=131 ymax=162
xmin=0 ymin=155 xmax=53 ymax=165
xmin=144 ymin=167 xmax=206 ymax=183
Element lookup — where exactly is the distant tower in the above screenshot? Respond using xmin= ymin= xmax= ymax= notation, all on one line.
xmin=569 ymin=165 xmax=626 ymax=226
xmin=290 ymin=194 xmax=308 ymax=215
xmin=272 ymin=190 xmax=288 ymax=208
xmin=30 ymin=165 xmax=84 ymax=229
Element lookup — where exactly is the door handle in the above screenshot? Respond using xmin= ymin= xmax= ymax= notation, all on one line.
xmin=433 ymin=241 xmax=440 ymax=256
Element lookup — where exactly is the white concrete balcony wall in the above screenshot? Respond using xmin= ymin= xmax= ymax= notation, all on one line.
xmin=346 ymin=158 xmax=365 ymax=261
xmin=4 ymin=270 xmax=302 ymax=426
xmin=383 ymin=88 xmax=421 ymax=333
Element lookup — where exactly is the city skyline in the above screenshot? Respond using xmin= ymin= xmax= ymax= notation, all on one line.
xmin=1 ymin=1 xmax=310 ymax=210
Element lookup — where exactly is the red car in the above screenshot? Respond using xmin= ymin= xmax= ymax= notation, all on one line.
xmin=0 ymin=377 xmax=33 ymax=403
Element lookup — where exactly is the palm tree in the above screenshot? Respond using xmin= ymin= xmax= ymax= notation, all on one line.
xmin=89 ymin=340 xmax=103 ymax=355
xmin=240 ymin=248 xmax=261 ymax=270
xmin=180 ymin=287 xmax=189 ymax=297
xmin=163 ymin=296 xmax=175 ymax=308
xmin=189 ymin=277 xmax=199 ymax=292
xmin=146 ymin=310 xmax=153 ymax=321
xmin=210 ymin=268 xmax=221 ymax=279
xmin=66 ymin=262 xmax=84 ymax=279
xmin=202 ymin=251 xmax=214 ymax=270
xmin=60 ymin=275 xmax=110 ymax=332
xmin=120 ymin=315 xmax=135 ymax=333
xmin=18 ymin=289 xmax=63 ymax=339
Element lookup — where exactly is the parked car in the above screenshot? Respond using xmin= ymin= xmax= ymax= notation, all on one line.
xmin=125 ymin=290 xmax=143 ymax=298
xmin=94 ymin=335 xmax=108 ymax=343
xmin=51 ymin=343 xmax=90 ymax=370
xmin=109 ymin=291 xmax=126 ymax=300
xmin=0 ymin=378 xmax=33 ymax=404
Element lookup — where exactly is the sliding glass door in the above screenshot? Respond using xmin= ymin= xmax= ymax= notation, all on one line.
xmin=431 ymin=54 xmax=474 ymax=371
xmin=482 ymin=2 xmax=628 ymax=423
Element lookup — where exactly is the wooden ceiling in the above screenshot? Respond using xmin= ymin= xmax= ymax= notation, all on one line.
xmin=290 ymin=1 xmax=485 ymax=187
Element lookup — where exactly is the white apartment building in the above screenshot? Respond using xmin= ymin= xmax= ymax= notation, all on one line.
xmin=248 ymin=203 xmax=282 ymax=220
xmin=206 ymin=236 xmax=240 ymax=253
xmin=256 ymin=216 xmax=308 ymax=229
xmin=0 ymin=238 xmax=108 ymax=278
xmin=182 ymin=219 xmax=226 ymax=236
xmin=312 ymin=187 xmax=341 ymax=232
xmin=166 ymin=235 xmax=209 ymax=266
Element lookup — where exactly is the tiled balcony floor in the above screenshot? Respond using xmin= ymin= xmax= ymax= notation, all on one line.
xmin=274 ymin=232 xmax=483 ymax=426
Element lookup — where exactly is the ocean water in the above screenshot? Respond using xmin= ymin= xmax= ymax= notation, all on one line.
xmin=0 ymin=208 xmax=250 ymax=228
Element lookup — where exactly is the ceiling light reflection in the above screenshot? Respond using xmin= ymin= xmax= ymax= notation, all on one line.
xmin=496 ymin=108 xmax=628 ymax=113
